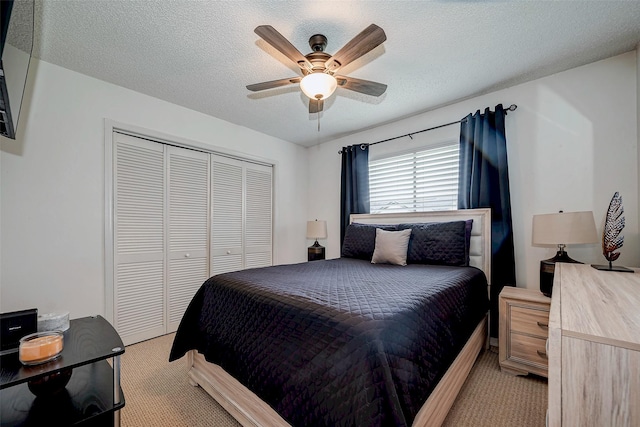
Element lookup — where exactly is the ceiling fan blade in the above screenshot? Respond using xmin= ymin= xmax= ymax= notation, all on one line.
xmin=246 ymin=77 xmax=301 ymax=92
xmin=336 ymin=76 xmax=387 ymax=96
xmin=254 ymin=25 xmax=313 ymax=72
xmin=325 ymin=24 xmax=386 ymax=72
xmin=309 ymin=99 xmax=324 ymax=114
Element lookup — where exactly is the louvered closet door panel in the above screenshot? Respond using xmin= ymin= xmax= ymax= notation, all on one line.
xmin=211 ymin=156 xmax=244 ymax=275
xmin=245 ymin=164 xmax=273 ymax=269
xmin=114 ymin=133 xmax=165 ymax=345
xmin=167 ymin=147 xmax=210 ymax=332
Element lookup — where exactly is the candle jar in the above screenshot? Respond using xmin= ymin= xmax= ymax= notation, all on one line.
xmin=19 ymin=331 xmax=64 ymax=365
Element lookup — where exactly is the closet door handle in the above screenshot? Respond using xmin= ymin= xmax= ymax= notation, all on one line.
xmin=226 ymin=250 xmax=231 ymax=255
xmin=185 ymin=253 xmax=190 ymax=258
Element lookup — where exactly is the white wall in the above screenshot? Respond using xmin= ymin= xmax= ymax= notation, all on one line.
xmin=308 ymin=51 xmax=639 ymax=290
xmin=0 ymin=58 xmax=309 ymax=318
xmin=2 ymin=51 xmax=637 ymax=318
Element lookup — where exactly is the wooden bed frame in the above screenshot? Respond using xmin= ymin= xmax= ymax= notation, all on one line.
xmin=185 ymin=208 xmax=492 ymax=427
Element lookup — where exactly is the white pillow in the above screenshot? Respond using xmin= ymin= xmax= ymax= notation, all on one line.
xmin=371 ymin=228 xmax=411 ymax=266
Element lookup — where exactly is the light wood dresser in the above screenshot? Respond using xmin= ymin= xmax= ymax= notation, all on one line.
xmin=499 ymin=287 xmax=551 ymax=377
xmin=548 ymin=263 xmax=640 ymax=427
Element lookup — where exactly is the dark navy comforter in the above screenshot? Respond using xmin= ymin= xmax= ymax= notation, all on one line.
xmin=169 ymin=258 xmax=488 ymax=427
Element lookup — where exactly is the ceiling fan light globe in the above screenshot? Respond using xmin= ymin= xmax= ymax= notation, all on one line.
xmin=300 ymin=73 xmax=337 ymax=100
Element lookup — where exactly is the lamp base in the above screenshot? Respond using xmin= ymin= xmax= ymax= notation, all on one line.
xmin=540 ymin=250 xmax=581 ymax=297
xmin=308 ymin=241 xmax=325 ymax=262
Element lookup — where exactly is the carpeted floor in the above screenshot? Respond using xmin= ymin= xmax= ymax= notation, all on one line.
xmin=120 ymin=333 xmax=547 ymax=426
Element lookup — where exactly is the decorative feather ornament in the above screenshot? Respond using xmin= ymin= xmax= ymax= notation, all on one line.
xmin=593 ymin=192 xmax=633 ymax=272
xmin=602 ymin=191 xmax=625 ymax=263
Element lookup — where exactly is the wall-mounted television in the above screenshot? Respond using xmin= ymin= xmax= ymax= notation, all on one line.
xmin=1 ymin=0 xmax=34 ymax=139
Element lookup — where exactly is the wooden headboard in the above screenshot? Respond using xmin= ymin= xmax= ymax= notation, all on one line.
xmin=350 ymin=208 xmax=491 ymax=286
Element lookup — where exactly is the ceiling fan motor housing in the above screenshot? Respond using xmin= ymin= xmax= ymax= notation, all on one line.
xmin=304 ymin=51 xmax=332 ymax=74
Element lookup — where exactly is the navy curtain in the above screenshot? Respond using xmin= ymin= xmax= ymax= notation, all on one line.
xmin=458 ymin=104 xmax=515 ymax=338
xmin=340 ymin=144 xmax=370 ymax=244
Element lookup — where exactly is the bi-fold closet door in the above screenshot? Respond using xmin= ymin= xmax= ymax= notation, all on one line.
xmin=166 ymin=144 xmax=210 ymax=333
xmin=113 ymin=133 xmax=210 ymax=345
xmin=210 ymin=155 xmax=273 ymax=276
xmin=112 ymin=132 xmax=273 ymax=345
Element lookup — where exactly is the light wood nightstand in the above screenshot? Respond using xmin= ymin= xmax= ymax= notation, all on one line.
xmin=499 ymin=286 xmax=551 ymax=377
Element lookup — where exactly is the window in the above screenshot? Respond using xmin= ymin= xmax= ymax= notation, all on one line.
xmin=369 ymin=141 xmax=459 ymax=214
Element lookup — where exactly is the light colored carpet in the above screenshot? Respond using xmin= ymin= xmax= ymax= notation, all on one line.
xmin=120 ymin=334 xmax=547 ymax=426
xmin=442 ymin=347 xmax=547 ymax=427
xmin=120 ymin=333 xmax=240 ymax=427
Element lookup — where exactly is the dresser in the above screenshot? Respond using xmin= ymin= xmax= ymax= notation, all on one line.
xmin=499 ymin=287 xmax=551 ymax=377
xmin=548 ymin=263 xmax=640 ymax=427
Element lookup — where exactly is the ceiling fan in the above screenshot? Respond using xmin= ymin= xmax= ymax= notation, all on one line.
xmin=247 ymin=24 xmax=387 ymax=114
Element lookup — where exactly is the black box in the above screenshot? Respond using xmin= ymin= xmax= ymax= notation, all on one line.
xmin=0 ymin=308 xmax=37 ymax=354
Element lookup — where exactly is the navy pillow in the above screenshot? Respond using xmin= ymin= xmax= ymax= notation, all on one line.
xmin=397 ymin=221 xmax=468 ymax=266
xmin=341 ymin=223 xmax=398 ymax=260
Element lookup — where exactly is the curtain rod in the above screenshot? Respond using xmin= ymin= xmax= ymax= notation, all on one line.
xmin=338 ymin=104 xmax=517 ymax=154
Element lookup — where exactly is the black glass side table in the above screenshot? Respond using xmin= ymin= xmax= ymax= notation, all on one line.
xmin=0 ymin=315 xmax=125 ymax=426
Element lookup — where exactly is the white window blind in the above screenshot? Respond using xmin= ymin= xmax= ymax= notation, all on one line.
xmin=369 ymin=141 xmax=459 ymax=213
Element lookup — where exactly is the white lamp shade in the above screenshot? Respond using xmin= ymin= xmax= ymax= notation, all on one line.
xmin=306 ymin=220 xmax=327 ymax=240
xmin=532 ymin=211 xmax=598 ymax=246
xmin=300 ymin=73 xmax=337 ymax=100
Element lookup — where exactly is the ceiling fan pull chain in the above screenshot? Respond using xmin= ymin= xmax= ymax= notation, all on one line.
xmin=318 ymin=112 xmax=321 ymax=132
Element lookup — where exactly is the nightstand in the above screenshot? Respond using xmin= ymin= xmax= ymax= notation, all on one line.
xmin=499 ymin=287 xmax=551 ymax=377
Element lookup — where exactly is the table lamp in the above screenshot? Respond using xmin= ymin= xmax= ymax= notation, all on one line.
xmin=532 ymin=211 xmax=598 ymax=297
xmin=307 ymin=219 xmax=327 ymax=261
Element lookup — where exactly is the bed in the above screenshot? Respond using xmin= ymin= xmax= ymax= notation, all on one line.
xmin=169 ymin=208 xmax=491 ymax=427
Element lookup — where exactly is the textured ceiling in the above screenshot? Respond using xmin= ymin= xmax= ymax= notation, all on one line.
xmin=26 ymin=1 xmax=640 ymax=147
